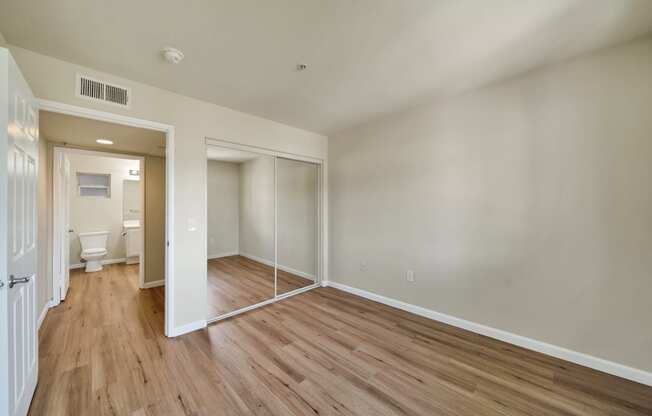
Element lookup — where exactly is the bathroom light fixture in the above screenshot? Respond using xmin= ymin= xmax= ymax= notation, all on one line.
xmin=96 ymin=139 xmax=113 ymax=145
xmin=129 ymin=170 xmax=140 ymax=176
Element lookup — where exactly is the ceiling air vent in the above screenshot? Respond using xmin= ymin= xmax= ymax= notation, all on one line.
xmin=76 ymin=74 xmax=131 ymax=108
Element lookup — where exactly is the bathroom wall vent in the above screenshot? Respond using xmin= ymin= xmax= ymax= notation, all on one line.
xmin=76 ymin=74 xmax=131 ymax=108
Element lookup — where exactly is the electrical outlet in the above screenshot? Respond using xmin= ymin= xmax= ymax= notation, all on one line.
xmin=406 ymin=270 xmax=415 ymax=282
xmin=360 ymin=261 xmax=368 ymax=272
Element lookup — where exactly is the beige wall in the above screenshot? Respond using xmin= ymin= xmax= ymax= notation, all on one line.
xmin=144 ymin=156 xmax=166 ymax=284
xmin=239 ymin=156 xmax=275 ymax=262
xmin=330 ymin=36 xmax=652 ymax=373
xmin=67 ymin=153 xmax=140 ymax=265
xmin=278 ymin=158 xmax=318 ymax=278
xmin=7 ymin=45 xmax=328 ymax=331
xmin=36 ymin=137 xmax=51 ymax=313
xmin=207 ymin=160 xmax=240 ymax=258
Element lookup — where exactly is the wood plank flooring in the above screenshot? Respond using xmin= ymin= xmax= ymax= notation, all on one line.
xmin=207 ymin=255 xmax=314 ymax=317
xmin=30 ymin=263 xmax=652 ymax=416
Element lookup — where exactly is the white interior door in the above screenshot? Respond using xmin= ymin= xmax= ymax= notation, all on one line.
xmin=53 ymin=149 xmax=71 ymax=302
xmin=0 ymin=49 xmax=39 ymax=416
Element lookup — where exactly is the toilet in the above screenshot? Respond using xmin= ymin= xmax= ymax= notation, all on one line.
xmin=78 ymin=231 xmax=110 ymax=272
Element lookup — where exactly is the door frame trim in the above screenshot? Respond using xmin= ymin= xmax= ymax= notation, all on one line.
xmin=38 ymin=99 xmax=176 ymax=337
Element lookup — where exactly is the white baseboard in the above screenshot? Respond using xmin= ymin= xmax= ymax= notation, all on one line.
xmin=235 ymin=252 xmax=269 ymax=265
xmin=37 ymin=301 xmax=52 ymax=329
xmin=278 ymin=263 xmax=315 ymax=281
xmin=125 ymin=256 xmax=140 ymax=265
xmin=325 ymin=281 xmax=652 ymax=387
xmin=208 ymin=251 xmax=239 ymax=260
xmin=141 ymin=279 xmax=165 ymax=289
xmin=170 ymin=319 xmax=206 ymax=337
xmin=239 ymin=252 xmax=315 ymax=281
xmin=69 ymin=257 xmax=127 ymax=270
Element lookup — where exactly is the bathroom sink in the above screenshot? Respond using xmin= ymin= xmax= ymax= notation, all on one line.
xmin=123 ymin=219 xmax=141 ymax=229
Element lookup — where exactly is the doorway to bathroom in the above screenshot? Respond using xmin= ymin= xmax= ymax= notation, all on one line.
xmin=41 ymin=110 xmax=167 ymax=318
xmin=53 ymin=148 xmax=145 ymax=299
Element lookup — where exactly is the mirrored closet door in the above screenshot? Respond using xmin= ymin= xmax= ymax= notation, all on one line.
xmin=276 ymin=157 xmax=319 ymax=296
xmin=206 ymin=147 xmax=275 ymax=318
xmin=206 ymin=143 xmax=322 ymax=322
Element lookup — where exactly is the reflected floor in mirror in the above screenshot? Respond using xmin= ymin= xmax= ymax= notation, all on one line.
xmin=207 ymin=255 xmax=314 ymax=318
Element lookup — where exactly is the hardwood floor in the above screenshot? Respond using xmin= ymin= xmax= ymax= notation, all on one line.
xmin=30 ymin=263 xmax=652 ymax=416
xmin=207 ymin=255 xmax=314 ymax=317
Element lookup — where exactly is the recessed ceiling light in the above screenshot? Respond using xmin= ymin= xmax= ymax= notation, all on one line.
xmin=96 ymin=139 xmax=113 ymax=145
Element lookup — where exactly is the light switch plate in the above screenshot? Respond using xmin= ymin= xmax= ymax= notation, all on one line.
xmin=187 ymin=217 xmax=197 ymax=232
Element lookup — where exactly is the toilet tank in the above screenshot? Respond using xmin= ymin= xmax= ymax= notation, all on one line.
xmin=78 ymin=231 xmax=109 ymax=251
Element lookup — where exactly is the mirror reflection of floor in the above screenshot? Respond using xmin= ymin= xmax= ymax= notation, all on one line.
xmin=207 ymin=255 xmax=314 ymax=318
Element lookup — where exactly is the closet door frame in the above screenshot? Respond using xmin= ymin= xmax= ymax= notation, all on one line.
xmin=205 ymin=138 xmax=325 ymax=323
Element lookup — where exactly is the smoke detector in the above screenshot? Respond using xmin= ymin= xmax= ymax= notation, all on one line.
xmin=162 ymin=47 xmax=184 ymax=64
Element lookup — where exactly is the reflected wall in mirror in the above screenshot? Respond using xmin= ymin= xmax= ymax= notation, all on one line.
xmin=277 ymin=157 xmax=318 ymax=295
xmin=206 ymin=146 xmax=275 ymax=317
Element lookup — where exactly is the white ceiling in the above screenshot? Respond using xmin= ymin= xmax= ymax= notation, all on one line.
xmin=206 ymin=146 xmax=258 ymax=163
xmin=40 ymin=111 xmax=166 ymax=156
xmin=3 ymin=0 xmax=652 ymax=134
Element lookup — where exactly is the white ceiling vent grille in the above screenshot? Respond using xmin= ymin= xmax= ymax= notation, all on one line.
xmin=76 ymin=74 xmax=131 ymax=108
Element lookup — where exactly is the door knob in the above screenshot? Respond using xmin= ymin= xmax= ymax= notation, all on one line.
xmin=9 ymin=275 xmax=30 ymax=288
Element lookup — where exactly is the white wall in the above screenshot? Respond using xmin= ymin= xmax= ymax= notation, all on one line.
xmin=238 ymin=156 xmax=275 ymax=262
xmin=67 ymin=153 xmax=139 ymax=265
xmin=207 ymin=160 xmax=240 ymax=257
xmin=278 ymin=158 xmax=318 ymax=278
xmin=6 ymin=45 xmax=327 ymax=331
xmin=330 ymin=36 xmax=652 ymax=373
